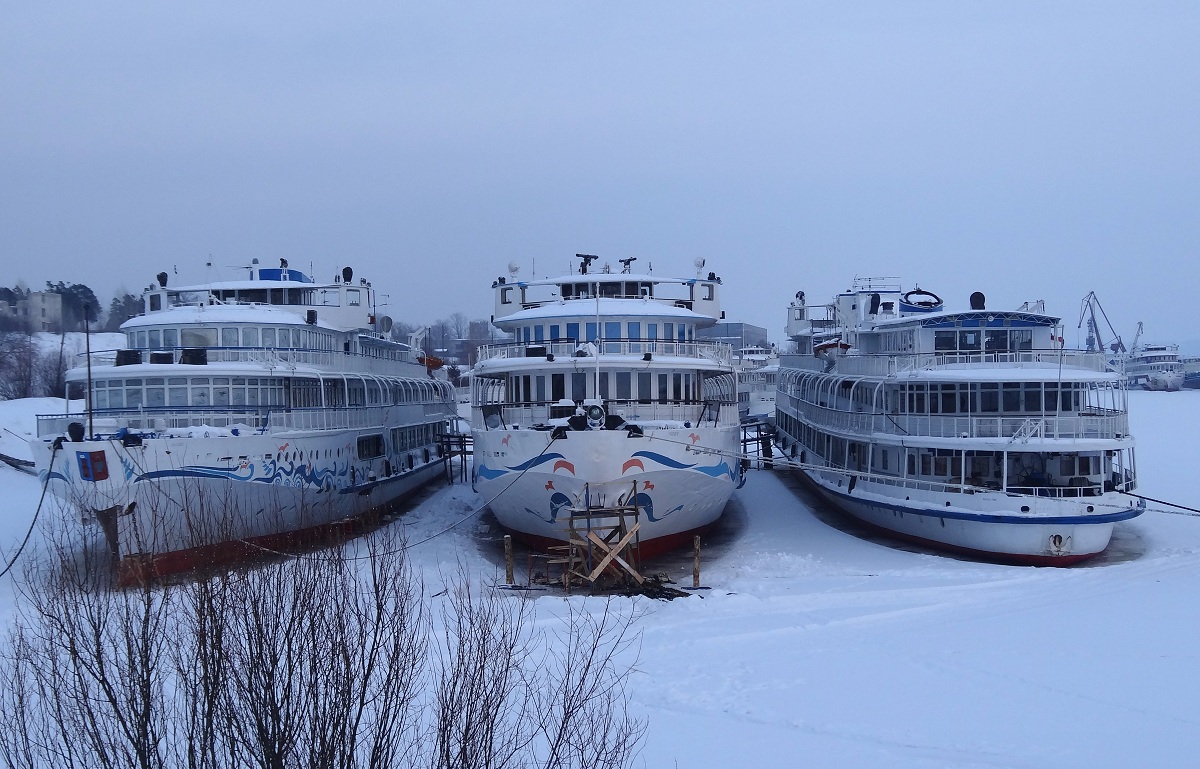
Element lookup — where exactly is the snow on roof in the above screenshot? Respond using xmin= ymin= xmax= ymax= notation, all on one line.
xmin=496 ymin=298 xmax=708 ymax=324
xmin=123 ymin=304 xmax=339 ymax=330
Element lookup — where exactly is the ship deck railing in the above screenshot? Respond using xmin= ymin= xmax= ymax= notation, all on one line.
xmin=72 ymin=346 xmax=419 ymax=376
xmin=781 ymin=349 xmax=1115 ymax=376
xmin=780 ymin=393 xmax=1130 ymax=441
xmin=473 ymin=399 xmax=740 ymax=429
xmin=35 ymin=403 xmax=453 ymax=439
xmin=475 ymin=339 xmax=733 ymax=366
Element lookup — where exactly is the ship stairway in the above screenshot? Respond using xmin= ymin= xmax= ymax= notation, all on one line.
xmin=1008 ymin=418 xmax=1046 ymax=444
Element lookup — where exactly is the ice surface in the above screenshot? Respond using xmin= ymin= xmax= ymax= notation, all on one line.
xmin=2 ymin=389 xmax=1198 ymax=766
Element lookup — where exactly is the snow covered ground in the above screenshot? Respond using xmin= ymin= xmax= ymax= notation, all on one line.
xmin=2 ymin=390 xmax=1199 ymax=766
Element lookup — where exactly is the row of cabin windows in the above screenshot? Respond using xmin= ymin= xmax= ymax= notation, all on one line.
xmin=150 ymin=287 xmax=362 ymax=311
xmin=778 ymin=411 xmax=1103 ymax=482
xmin=933 ymin=329 xmax=1035 ymax=353
xmin=128 ymin=326 xmax=338 ymax=352
xmin=507 ymin=371 xmax=702 ymax=404
xmin=359 ymin=424 xmax=437 ymax=461
xmin=894 ymin=382 xmax=1088 ymax=415
xmin=792 ymin=374 xmax=1093 ymax=415
xmin=519 ymin=321 xmax=695 ymax=345
xmin=87 ymin=375 xmax=446 ymax=410
xmin=500 ymin=282 xmax=714 ymax=304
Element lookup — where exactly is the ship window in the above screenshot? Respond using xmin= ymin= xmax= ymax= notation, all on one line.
xmin=148 ymin=329 xmax=161 ymax=349
xmin=357 ymin=434 xmax=385 ymax=460
xmin=940 ymin=384 xmax=957 ymax=414
xmin=935 ymin=331 xmax=956 ymax=351
xmin=985 ymin=330 xmax=1008 ymax=352
xmin=571 ymin=373 xmax=587 ymax=401
xmin=566 ymin=323 xmax=579 ymax=342
xmin=182 ymin=328 xmax=217 ymax=347
xmin=242 ymin=327 xmax=259 ymax=346
xmin=598 ymin=372 xmax=609 ymax=400
xmin=980 ymin=383 xmax=999 ymax=412
xmin=549 ymin=324 xmax=560 ymax=340
xmin=658 ymin=374 xmax=669 ymax=402
xmin=600 ymin=282 xmax=621 ymax=298
xmin=501 ymin=287 xmax=513 ymax=304
xmin=702 ymin=283 xmax=714 ymax=301
xmin=663 ymin=324 xmax=674 ymax=345
xmin=1002 ymin=383 xmax=1021 ymax=412
xmin=146 ymin=378 xmax=165 ymax=407
xmin=958 ymin=330 xmax=981 ymax=351
xmin=551 ymin=373 xmax=565 ymax=401
xmin=149 ymin=294 xmax=161 ymax=311
xmin=536 ymin=376 xmax=546 ymax=402
xmin=638 ymin=372 xmax=652 ymax=404
xmin=221 ymin=328 xmax=238 ymax=347
xmin=163 ymin=328 xmax=179 ymax=348
xmin=585 ymin=322 xmax=598 ymax=342
xmin=534 ymin=325 xmax=544 ymax=342
xmin=647 ymin=324 xmax=658 ymax=342
xmin=1023 ymin=383 xmax=1042 ymax=412
xmin=347 ymin=289 xmax=361 ymax=306
xmin=262 ymin=328 xmax=276 ymax=347
xmin=616 ymin=372 xmax=632 ymax=400
xmin=605 ymin=321 xmax=621 ymax=341
xmin=1012 ymin=329 xmax=1033 ymax=351
xmin=679 ymin=325 xmax=687 ymax=342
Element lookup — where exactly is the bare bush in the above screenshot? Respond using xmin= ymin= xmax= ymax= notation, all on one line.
xmin=0 ymin=507 xmax=646 ymax=769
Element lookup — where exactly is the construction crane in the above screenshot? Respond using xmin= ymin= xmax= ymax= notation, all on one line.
xmin=1077 ymin=292 xmax=1126 ymax=355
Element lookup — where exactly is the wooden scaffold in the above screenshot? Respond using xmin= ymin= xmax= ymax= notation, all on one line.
xmin=546 ymin=482 xmax=645 ymax=592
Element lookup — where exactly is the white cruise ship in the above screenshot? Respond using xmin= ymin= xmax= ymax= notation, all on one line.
xmin=470 ymin=256 xmax=742 ymax=556
xmin=774 ymin=279 xmax=1143 ymax=565
xmin=1125 ymin=343 xmax=1184 ymax=391
xmin=32 ymin=261 xmax=456 ymax=582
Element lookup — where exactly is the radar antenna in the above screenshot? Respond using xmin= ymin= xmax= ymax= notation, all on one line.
xmin=576 ymin=253 xmax=599 ymax=275
xmin=619 ymin=257 xmax=637 ymax=273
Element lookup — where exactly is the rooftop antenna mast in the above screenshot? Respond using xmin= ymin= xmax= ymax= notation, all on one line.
xmin=619 ymin=257 xmax=637 ymax=274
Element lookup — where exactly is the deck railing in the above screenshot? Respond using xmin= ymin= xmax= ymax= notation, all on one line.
xmin=475 ymin=339 xmax=733 ymax=366
xmin=474 ymin=398 xmax=739 ymax=429
xmin=36 ymin=403 xmax=453 ymax=439
xmin=777 ymin=392 xmax=1129 ymax=441
xmin=780 ymin=349 xmax=1115 ymax=376
xmin=72 ymin=346 xmax=420 ymax=377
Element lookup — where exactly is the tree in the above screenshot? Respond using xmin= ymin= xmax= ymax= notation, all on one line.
xmin=106 ymin=292 xmax=143 ymax=332
xmin=45 ymin=281 xmax=100 ymax=331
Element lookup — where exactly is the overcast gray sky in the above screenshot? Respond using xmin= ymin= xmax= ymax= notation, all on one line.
xmin=2 ymin=2 xmax=1197 ymax=348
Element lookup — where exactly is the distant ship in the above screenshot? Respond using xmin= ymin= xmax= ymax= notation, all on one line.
xmin=775 ymin=280 xmax=1143 ymax=565
xmin=470 ymin=255 xmax=743 ymax=557
xmin=1124 ymin=342 xmax=1184 ymax=391
xmin=32 ymin=260 xmax=456 ymax=582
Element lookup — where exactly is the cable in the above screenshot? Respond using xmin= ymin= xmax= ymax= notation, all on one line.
xmin=0 ymin=442 xmax=59 ymax=579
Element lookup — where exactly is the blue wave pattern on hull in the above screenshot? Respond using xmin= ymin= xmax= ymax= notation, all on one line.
xmin=476 ymin=453 xmax=566 ymax=481
xmin=632 ymin=450 xmax=736 ymax=481
xmin=135 ymin=460 xmax=349 ymax=490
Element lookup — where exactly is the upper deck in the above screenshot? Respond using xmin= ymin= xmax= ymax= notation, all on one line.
xmin=491 ymin=255 xmax=724 ymax=326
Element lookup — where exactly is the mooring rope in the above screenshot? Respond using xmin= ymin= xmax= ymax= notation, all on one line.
xmin=0 ymin=442 xmax=59 ymax=579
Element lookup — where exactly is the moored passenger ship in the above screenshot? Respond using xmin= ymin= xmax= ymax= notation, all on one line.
xmin=471 ymin=256 xmax=742 ymax=556
xmin=32 ymin=261 xmax=456 ymax=582
xmin=775 ymin=279 xmax=1143 ymax=565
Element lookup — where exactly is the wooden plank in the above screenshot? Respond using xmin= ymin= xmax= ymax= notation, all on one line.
xmin=585 ymin=524 xmax=643 ymax=584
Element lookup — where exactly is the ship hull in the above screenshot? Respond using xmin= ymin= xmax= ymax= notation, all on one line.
xmin=32 ymin=429 xmax=445 ymax=583
xmin=797 ymin=467 xmax=1142 ymax=565
xmin=472 ymin=426 xmax=739 ymax=557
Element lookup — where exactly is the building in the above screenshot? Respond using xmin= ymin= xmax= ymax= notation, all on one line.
xmin=18 ymin=292 xmax=64 ymax=331
xmin=696 ymin=320 xmax=769 ymax=353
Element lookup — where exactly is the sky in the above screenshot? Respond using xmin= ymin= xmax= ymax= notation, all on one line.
xmin=2 ymin=2 xmax=1197 ymax=349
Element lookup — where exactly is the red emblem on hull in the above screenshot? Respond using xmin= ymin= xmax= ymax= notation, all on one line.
xmin=689 ymin=433 xmax=700 ymax=444
xmin=501 ymin=434 xmax=511 ymax=447
xmin=552 ymin=459 xmax=576 ymax=475
xmin=545 ymin=481 xmax=555 ymax=491
xmin=621 ymin=458 xmax=645 ymax=474
xmin=642 ymin=481 xmax=654 ymax=491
